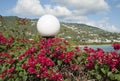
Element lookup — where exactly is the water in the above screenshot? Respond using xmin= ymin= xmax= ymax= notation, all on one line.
xmin=79 ymin=45 xmax=114 ymax=52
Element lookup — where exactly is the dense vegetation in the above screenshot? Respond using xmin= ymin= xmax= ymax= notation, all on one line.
xmin=0 ymin=33 xmax=120 ymax=81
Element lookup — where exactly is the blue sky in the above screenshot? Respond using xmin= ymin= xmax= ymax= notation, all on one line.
xmin=0 ymin=0 xmax=120 ymax=32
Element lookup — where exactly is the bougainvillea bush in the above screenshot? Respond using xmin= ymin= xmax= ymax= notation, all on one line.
xmin=83 ymin=45 xmax=120 ymax=81
xmin=0 ymin=33 xmax=120 ymax=81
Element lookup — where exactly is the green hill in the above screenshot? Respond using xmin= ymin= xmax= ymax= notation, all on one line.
xmin=0 ymin=16 xmax=120 ymax=45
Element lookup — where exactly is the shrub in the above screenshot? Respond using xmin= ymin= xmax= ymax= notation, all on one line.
xmin=0 ymin=34 xmax=120 ymax=81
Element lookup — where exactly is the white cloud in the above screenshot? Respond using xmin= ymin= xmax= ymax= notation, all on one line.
xmin=116 ymin=4 xmax=120 ymax=8
xmin=85 ymin=18 xmax=120 ymax=32
xmin=13 ymin=0 xmax=71 ymax=17
xmin=64 ymin=16 xmax=88 ymax=23
xmin=52 ymin=0 xmax=110 ymax=15
xmin=44 ymin=5 xmax=71 ymax=17
xmin=13 ymin=0 xmax=44 ymax=16
xmin=13 ymin=0 xmax=109 ymax=16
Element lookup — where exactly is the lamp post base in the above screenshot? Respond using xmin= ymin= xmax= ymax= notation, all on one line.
xmin=42 ymin=36 xmax=55 ymax=40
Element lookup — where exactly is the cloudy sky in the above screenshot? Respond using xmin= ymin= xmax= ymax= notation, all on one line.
xmin=0 ymin=0 xmax=120 ymax=32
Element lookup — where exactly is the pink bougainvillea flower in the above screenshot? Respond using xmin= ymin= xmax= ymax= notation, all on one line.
xmin=112 ymin=43 xmax=120 ymax=50
xmin=27 ymin=67 xmax=37 ymax=74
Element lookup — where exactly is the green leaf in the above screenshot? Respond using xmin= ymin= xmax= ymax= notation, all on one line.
xmin=23 ymin=70 xmax=27 ymax=81
xmin=77 ymin=57 xmax=81 ymax=61
xmin=107 ymin=72 xmax=112 ymax=77
xmin=96 ymin=74 xmax=102 ymax=80
xmin=107 ymin=72 xmax=115 ymax=80
xmin=23 ymin=75 xmax=27 ymax=81
xmin=57 ymin=60 xmax=62 ymax=66
xmin=95 ymin=65 xmax=98 ymax=70
xmin=73 ymin=58 xmax=78 ymax=64
xmin=115 ymin=74 xmax=120 ymax=80
xmin=15 ymin=78 xmax=20 ymax=81
xmin=89 ymin=70 xmax=95 ymax=75
xmin=0 ymin=78 xmax=3 ymax=81
xmin=16 ymin=66 xmax=23 ymax=71
xmin=44 ymin=78 xmax=49 ymax=81
xmin=19 ymin=72 xmax=23 ymax=76
xmin=64 ymin=79 xmax=69 ymax=81
xmin=101 ymin=68 xmax=106 ymax=74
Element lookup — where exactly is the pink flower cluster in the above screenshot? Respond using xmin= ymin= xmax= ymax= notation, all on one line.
xmin=39 ymin=38 xmax=74 ymax=64
xmin=112 ymin=43 xmax=120 ymax=50
xmin=0 ymin=52 xmax=14 ymax=64
xmin=0 ymin=52 xmax=15 ymax=78
xmin=84 ymin=46 xmax=120 ymax=71
xmin=0 ymin=35 xmax=8 ymax=44
xmin=0 ymin=34 xmax=14 ymax=49
xmin=0 ymin=67 xmax=15 ymax=78
xmin=18 ymin=38 xmax=72 ymax=81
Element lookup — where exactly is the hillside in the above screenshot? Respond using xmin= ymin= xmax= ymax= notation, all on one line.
xmin=59 ymin=23 xmax=120 ymax=44
xmin=0 ymin=16 xmax=120 ymax=45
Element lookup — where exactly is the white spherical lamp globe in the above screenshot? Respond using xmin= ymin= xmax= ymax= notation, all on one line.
xmin=37 ymin=14 xmax=60 ymax=37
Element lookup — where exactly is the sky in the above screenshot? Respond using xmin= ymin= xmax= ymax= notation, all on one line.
xmin=0 ymin=0 xmax=120 ymax=32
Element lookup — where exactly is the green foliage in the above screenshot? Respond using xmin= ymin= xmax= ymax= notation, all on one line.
xmin=57 ymin=60 xmax=63 ymax=66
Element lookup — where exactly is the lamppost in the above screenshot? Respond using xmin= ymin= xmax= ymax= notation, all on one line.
xmin=37 ymin=14 xmax=60 ymax=39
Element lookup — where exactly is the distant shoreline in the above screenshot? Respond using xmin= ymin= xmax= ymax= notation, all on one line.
xmin=73 ymin=43 xmax=112 ymax=47
xmin=79 ymin=43 xmax=112 ymax=45
xmin=79 ymin=44 xmax=111 ymax=47
xmin=79 ymin=44 xmax=111 ymax=45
